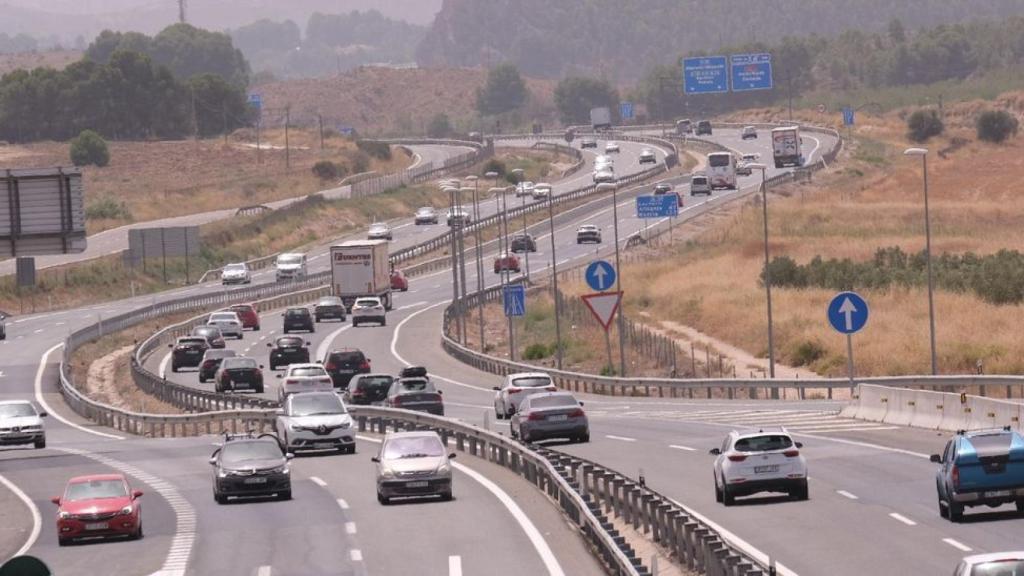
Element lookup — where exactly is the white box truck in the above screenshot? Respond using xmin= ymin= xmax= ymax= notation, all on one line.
xmin=590 ymin=107 xmax=612 ymax=131
xmin=330 ymin=240 xmax=392 ymax=311
xmin=771 ymin=126 xmax=803 ymax=168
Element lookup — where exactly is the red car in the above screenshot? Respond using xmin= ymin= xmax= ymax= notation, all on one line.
xmin=493 ymin=252 xmax=521 ymax=274
xmin=228 ymin=303 xmax=260 ymax=331
xmin=52 ymin=474 xmax=143 ymax=546
xmin=390 ymin=269 xmax=409 ymax=292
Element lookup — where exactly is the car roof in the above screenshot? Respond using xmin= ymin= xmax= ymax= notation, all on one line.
xmin=729 ymin=428 xmax=792 ymax=440
xmin=229 ymin=303 xmax=255 ymax=309
xmin=286 ymin=363 xmax=323 ymax=370
xmin=288 ymin=391 xmax=340 ymax=400
xmin=525 ymin=391 xmax=577 ymax=401
xmin=286 ymin=307 xmax=310 ymax=312
xmin=508 ymin=372 xmax=550 ymax=379
xmin=963 ymin=552 xmax=1024 ymax=564
xmin=68 ymin=473 xmax=126 ymax=483
xmin=385 ymin=430 xmax=442 ymax=441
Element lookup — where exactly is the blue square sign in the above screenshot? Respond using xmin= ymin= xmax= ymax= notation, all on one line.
xmin=620 ymin=101 xmax=635 ymax=120
xmin=730 ymin=53 xmax=773 ymax=92
xmin=683 ymin=56 xmax=729 ymax=94
xmin=503 ymin=284 xmax=525 ymax=317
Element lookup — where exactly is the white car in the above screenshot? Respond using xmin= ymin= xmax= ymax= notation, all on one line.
xmin=414 ymin=207 xmax=439 ymax=225
xmin=710 ymin=429 xmax=808 ymax=506
xmin=0 ymin=400 xmax=47 ymax=449
xmin=492 ymin=372 xmax=557 ymax=419
xmin=446 ymin=206 xmax=471 ymax=227
xmin=604 ymin=142 xmax=620 ymax=154
xmin=593 ymin=169 xmax=615 ymax=184
xmin=352 ymin=297 xmax=386 ymax=327
xmin=515 ymin=181 xmax=535 ymax=198
xmin=207 ymin=311 xmax=244 ymax=339
xmin=639 ymin=149 xmax=657 ymax=164
xmin=276 ymin=391 xmax=356 ymax=454
xmin=276 ymin=363 xmax=334 ymax=401
xmin=367 ymin=222 xmax=393 ymax=241
xmin=275 ymin=253 xmax=307 ymax=282
xmin=741 ymin=152 xmax=760 ymax=163
xmin=955 ymin=552 xmax=1024 ymax=575
xmin=220 ymin=262 xmax=251 ymax=285
xmin=594 ymin=154 xmax=614 ymax=166
xmin=532 ymin=183 xmax=552 ymax=200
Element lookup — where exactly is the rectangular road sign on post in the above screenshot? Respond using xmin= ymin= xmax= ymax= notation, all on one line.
xmin=1 ymin=167 xmax=86 ymax=258
xmin=636 ymin=195 xmax=680 ymax=219
xmin=683 ymin=56 xmax=729 ymax=94
xmin=619 ymin=101 xmax=635 ymax=120
xmin=843 ymin=106 xmax=855 ymax=126
xmin=503 ymin=284 xmax=525 ymax=317
xmin=247 ymin=93 xmax=262 ymax=110
xmin=730 ymin=53 xmax=773 ymax=91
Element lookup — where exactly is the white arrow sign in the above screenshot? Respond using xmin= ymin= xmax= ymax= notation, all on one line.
xmin=838 ymin=297 xmax=858 ymax=332
xmin=581 ymin=292 xmax=623 ymax=331
xmin=593 ymin=265 xmax=609 ymax=289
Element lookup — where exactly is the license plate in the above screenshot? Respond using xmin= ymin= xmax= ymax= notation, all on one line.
xmin=244 ymin=477 xmax=267 ymax=484
xmin=85 ymin=522 xmax=109 ymax=530
xmin=754 ymin=465 xmax=779 ymax=474
xmin=549 ymin=415 xmax=568 ymax=421
xmin=407 ymin=481 xmax=428 ymax=488
xmin=314 ymin=442 xmax=334 ymax=449
xmin=284 ymin=349 xmax=297 ymax=353
xmin=340 ymin=369 xmax=354 ymax=374
xmin=985 ymin=490 xmax=1011 ymax=498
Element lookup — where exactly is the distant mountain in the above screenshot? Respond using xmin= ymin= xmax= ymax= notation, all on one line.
xmin=416 ymin=0 xmax=1024 ymax=82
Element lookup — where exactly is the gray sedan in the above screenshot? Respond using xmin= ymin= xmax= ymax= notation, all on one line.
xmin=373 ymin=431 xmax=455 ymax=504
xmin=510 ymin=391 xmax=589 ymax=444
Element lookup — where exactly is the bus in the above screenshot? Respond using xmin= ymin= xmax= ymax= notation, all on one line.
xmin=706 ymin=152 xmax=737 ymax=190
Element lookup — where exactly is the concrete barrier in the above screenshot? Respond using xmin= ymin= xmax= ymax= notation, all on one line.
xmin=848 ymin=384 xmax=1024 ymax=433
xmin=938 ymin=395 xmax=971 ymax=432
xmin=966 ymin=396 xmax=997 ymax=431
xmin=908 ymin=389 xmax=946 ymax=430
xmin=979 ymin=398 xmax=1021 ymax=431
xmin=884 ymin=388 xmax=917 ymax=427
xmin=856 ymin=385 xmax=890 ymax=423
xmin=839 ymin=385 xmax=862 ymax=419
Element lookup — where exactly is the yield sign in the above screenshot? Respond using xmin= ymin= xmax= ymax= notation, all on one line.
xmin=581 ymin=291 xmax=622 ymax=332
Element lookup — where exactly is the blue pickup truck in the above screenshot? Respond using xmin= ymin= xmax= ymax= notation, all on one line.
xmin=932 ymin=427 xmax=1024 ymax=522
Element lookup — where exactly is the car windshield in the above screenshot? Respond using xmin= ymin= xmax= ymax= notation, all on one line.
xmin=210 ymin=313 xmax=236 ymax=322
xmin=277 ymin=337 xmax=303 ymax=348
xmin=529 ymin=395 xmax=578 ymax=408
xmin=0 ymin=403 xmax=36 ymax=418
xmin=317 ymin=298 xmax=342 ymax=306
xmin=290 ymin=394 xmax=345 ymax=416
xmin=223 ymin=358 xmax=258 ymax=370
xmin=224 ymin=264 xmax=246 ymax=272
xmin=733 ymin=435 xmax=793 ymax=453
xmin=971 ymin=560 xmax=1024 ymax=575
xmin=65 ymin=479 xmax=127 ymax=501
xmin=382 ymin=436 xmax=445 ymax=460
xmin=357 ymin=376 xmax=393 ymax=389
xmin=511 ymin=376 xmax=551 ymax=388
xmin=221 ymin=441 xmax=282 ymax=464
xmin=278 ymin=254 xmax=302 ymax=265
xmin=289 ymin=367 xmax=327 ymax=377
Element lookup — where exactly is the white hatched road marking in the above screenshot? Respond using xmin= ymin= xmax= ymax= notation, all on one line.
xmin=310 ymin=476 xmax=327 ymax=487
xmin=337 ymin=498 xmax=350 ymax=510
xmin=350 ymin=549 xmax=363 ymax=562
xmin=889 ymin=513 xmax=917 ymax=526
xmin=449 ymin=556 xmax=463 ymax=576
xmin=345 ymin=522 xmax=357 ymax=535
xmin=943 ymin=538 xmax=972 ymax=552
xmin=256 ymin=567 xmax=272 ymax=576
xmin=836 ymin=490 xmax=859 ymax=500
xmin=601 ymin=407 xmax=896 ymax=434
xmin=605 ymin=435 xmax=636 ymax=442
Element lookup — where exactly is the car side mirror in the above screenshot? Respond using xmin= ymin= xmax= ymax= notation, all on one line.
xmin=208 ymin=456 xmax=218 ymax=465
xmin=306 ymin=341 xmax=312 ymax=346
xmin=448 ymin=453 xmax=457 ymax=459
xmin=492 ymin=386 xmax=501 ymax=391
xmin=709 ymin=448 xmax=721 ymax=456
xmin=286 ymin=453 xmax=295 ymax=460
xmin=51 ymin=497 xmax=60 ymax=505
xmin=259 ymin=365 xmax=264 ymax=370
xmin=371 ymin=457 xmax=380 ymax=463
xmin=317 ymin=360 xmax=323 ymax=364
xmin=132 ymin=490 xmax=144 ymax=499
xmin=39 ymin=412 xmax=47 ymax=417
xmin=578 ymin=402 xmax=584 ymax=407
xmin=167 ymin=343 xmax=173 ymax=348
xmin=276 ymin=374 xmax=282 ymax=379
xmin=437 ymin=390 xmax=443 ymax=395
xmin=795 ymin=442 xmax=803 ymax=449
xmin=367 ymin=358 xmax=371 ymax=362
xmin=930 ymin=454 xmax=942 ymax=463
xmin=266 ymin=342 xmax=272 ymax=347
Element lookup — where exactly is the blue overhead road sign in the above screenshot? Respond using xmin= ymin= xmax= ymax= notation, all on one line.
xmin=843 ymin=106 xmax=855 ymax=126
xmin=503 ymin=284 xmax=526 ymax=317
xmin=585 ymin=260 xmax=616 ymax=292
xmin=730 ymin=53 xmax=773 ymax=92
xmin=636 ymin=195 xmax=679 ymax=218
xmin=683 ymin=56 xmax=728 ymax=94
xmin=619 ymin=101 xmax=635 ymax=120
xmin=247 ymin=93 xmax=262 ymax=110
xmin=828 ymin=292 xmax=869 ymax=334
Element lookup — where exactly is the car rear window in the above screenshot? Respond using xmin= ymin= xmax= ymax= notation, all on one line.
xmin=355 ymin=299 xmax=379 ymax=307
xmin=230 ymin=304 xmax=254 ymax=313
xmin=317 ymin=298 xmax=343 ymax=306
xmin=734 ymin=435 xmax=793 ymax=453
xmin=692 ymin=177 xmax=708 ymax=185
xmin=277 ymin=337 xmax=304 ymax=348
xmin=223 ymin=358 xmax=258 ymax=369
xmin=511 ymin=376 xmax=551 ymax=388
xmin=329 ymin=351 xmax=365 ymax=363
xmin=286 ymin=309 xmax=310 ymax=316
xmin=179 ymin=338 xmax=207 ymax=346
xmin=966 ymin=433 xmax=1014 ymax=459
xmin=971 ymin=560 xmax=1024 ymax=575
xmin=530 ymin=395 xmax=578 ymax=408
xmin=357 ymin=376 xmax=393 ymax=390
xmin=210 ymin=313 xmax=237 ymax=322
xmin=289 ymin=367 xmax=328 ymax=377
xmin=397 ymin=379 xmax=434 ymax=392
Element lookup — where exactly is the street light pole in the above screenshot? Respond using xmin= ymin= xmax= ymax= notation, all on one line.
xmin=597 ymin=182 xmax=627 ymax=376
xmin=467 ymin=175 xmax=485 ymax=352
xmin=457 ymin=187 xmax=472 ymax=344
xmin=748 ymin=165 xmax=776 ymax=382
xmin=905 ymin=147 xmax=938 ymax=375
xmin=445 ymin=185 xmax=462 ymax=343
xmin=500 ymin=183 xmax=515 ymax=361
xmin=548 ymin=186 xmax=564 ymax=370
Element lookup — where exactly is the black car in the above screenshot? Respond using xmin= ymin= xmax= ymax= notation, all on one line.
xmin=0 ymin=313 xmax=6 ymax=340
xmin=313 ymin=297 xmax=346 ymax=323
xmin=169 ymin=337 xmax=210 ymax=372
xmin=191 ymin=325 xmax=226 ymax=349
xmin=385 ymin=378 xmax=444 ymax=416
xmin=199 ymin=349 xmax=237 ymax=383
xmin=696 ymin=120 xmax=712 ymax=136
xmin=268 ymin=336 xmax=311 ymax=370
xmin=214 ymin=357 xmax=265 ymax=393
xmin=283 ymin=308 xmax=315 ymax=333
xmin=210 ymin=434 xmax=292 ymax=503
xmin=345 ymin=374 xmax=394 ymax=405
xmin=323 ymin=348 xmax=371 ymax=389
xmin=510 ymin=234 xmax=537 ymax=253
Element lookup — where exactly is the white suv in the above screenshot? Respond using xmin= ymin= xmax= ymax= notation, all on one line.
xmin=492 ymin=372 xmax=557 ymax=419
xmin=275 ymin=253 xmax=307 ymax=282
xmin=207 ymin=311 xmax=244 ymax=340
xmin=352 ymin=297 xmax=386 ymax=327
xmin=710 ymin=429 xmax=807 ymax=505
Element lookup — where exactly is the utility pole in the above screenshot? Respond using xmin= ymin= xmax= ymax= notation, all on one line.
xmin=222 ymin=103 xmax=228 ymax=145
xmin=190 ymin=85 xmax=198 ymax=140
xmin=178 ymin=0 xmax=187 ymax=24
xmin=284 ymin=106 xmax=291 ymax=171
xmin=318 ymin=114 xmax=325 ymax=151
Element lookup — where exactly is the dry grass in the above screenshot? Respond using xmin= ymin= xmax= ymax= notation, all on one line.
xmin=0 ymin=50 xmax=81 ymax=76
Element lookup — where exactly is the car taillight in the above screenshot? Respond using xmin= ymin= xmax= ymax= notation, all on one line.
xmin=783 ymin=449 xmax=800 ymax=458
xmin=359 ymin=361 xmax=370 ymax=370
xmin=508 ymin=387 xmax=522 ymax=394
xmin=568 ymin=408 xmax=585 ymax=418
xmin=391 ymin=396 xmax=402 ymax=405
xmin=286 ymin=379 xmax=298 ymax=385
xmin=325 ymin=362 xmax=337 ymax=371
xmin=952 ymin=464 xmax=960 ymax=489
xmin=544 ymin=386 xmax=557 ymax=392
xmin=527 ymin=412 xmax=544 ymax=421
xmin=353 ymin=390 xmax=364 ymax=396
xmin=727 ymin=454 xmax=747 ymax=462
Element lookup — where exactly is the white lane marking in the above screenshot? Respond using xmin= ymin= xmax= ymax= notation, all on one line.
xmin=889 ymin=513 xmax=917 ymax=526
xmin=33 ymin=329 xmax=43 ymax=334
xmin=449 ymin=556 xmax=463 ymax=576
xmin=836 ymin=490 xmax=859 ymax=500
xmin=943 ymin=538 xmax=972 ymax=552
xmin=792 ymin=433 xmax=930 ymax=459
xmin=350 ymin=549 xmax=363 ymax=562
xmin=36 ymin=343 xmax=124 ymax=440
xmin=337 ymin=498 xmax=350 ymax=510
xmin=408 ymin=153 xmax=423 ymax=169
xmin=310 ymin=476 xmax=327 ymax=487
xmin=256 ymin=567 xmax=272 ymax=576
xmin=357 ymin=434 xmax=564 ymax=574
xmin=605 ymin=435 xmax=637 ymax=443
xmin=315 ymin=324 xmax=354 ymax=363
xmin=55 ymin=321 xmax=65 ymax=326
xmin=159 ymin=350 xmax=173 ymax=379
xmin=669 ymin=497 xmax=798 ymax=576
xmin=345 ymin=522 xmax=357 ymax=535
xmin=669 ymin=444 xmax=696 ymax=452
xmin=0 ymin=473 xmax=41 ymax=559
xmin=396 ymin=301 xmax=429 ymax=311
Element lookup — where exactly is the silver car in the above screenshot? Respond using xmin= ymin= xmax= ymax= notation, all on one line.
xmin=510 ymin=392 xmax=589 ymax=444
xmin=493 ymin=372 xmax=557 ymax=419
xmin=276 ymin=391 xmax=355 ymax=454
xmin=955 ymin=552 xmax=1024 ymax=575
xmin=207 ymin=311 xmax=243 ymax=339
xmin=367 ymin=222 xmax=393 ymax=241
xmin=220 ymin=262 xmax=251 ymax=285
xmin=372 ymin=431 xmax=455 ymax=504
xmin=0 ymin=400 xmax=47 ymax=449
xmin=593 ymin=169 xmax=615 ymax=184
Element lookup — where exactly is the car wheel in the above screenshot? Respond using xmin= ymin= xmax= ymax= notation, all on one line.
xmin=1017 ymin=500 xmax=1024 ymax=514
xmin=171 ymin=365 xmax=178 ymax=373
xmin=791 ymin=480 xmax=809 ymax=501
xmin=254 ymin=325 xmax=260 ymax=331
xmin=948 ymin=500 xmax=964 ymax=522
xmin=579 ymin=432 xmax=590 ymax=443
xmin=132 ymin=523 xmax=143 ymax=540
xmin=214 ymin=493 xmax=227 ymax=504
xmin=353 ymin=320 xmax=360 ymax=327
xmin=199 ymin=376 xmax=206 ymax=383
xmin=381 ymin=319 xmax=387 ymax=326
xmin=256 ymin=385 xmax=265 ymax=394
xmin=315 ymin=317 xmax=320 ymax=323
xmin=495 ymin=406 xmax=504 ymax=420
xmin=34 ymin=438 xmax=45 ymax=449
xmin=715 ymin=479 xmax=723 ymax=503
xmin=278 ymin=490 xmax=292 ymax=501
xmin=722 ymin=483 xmax=735 ymax=506
xmin=377 ymin=492 xmax=390 ymax=505
xmin=440 ymin=490 xmax=453 ymax=502
xmin=58 ymin=537 xmax=71 ymax=546
xmin=938 ymin=497 xmax=949 ymax=518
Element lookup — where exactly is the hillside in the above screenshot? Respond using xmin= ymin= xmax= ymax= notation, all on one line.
xmin=417 ymin=0 xmax=1024 ymax=82
xmin=0 ymin=49 xmax=80 ymax=76
xmin=256 ymin=66 xmax=558 ymax=136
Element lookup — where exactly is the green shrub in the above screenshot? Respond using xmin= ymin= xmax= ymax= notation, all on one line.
xmin=85 ymin=196 xmax=131 ymax=220
xmin=427 ymin=113 xmax=452 ymax=138
xmin=482 ymin=158 xmax=506 ymax=177
xmin=349 ymin=151 xmax=371 ymax=174
xmin=976 ymin=110 xmax=1019 ymax=143
xmin=312 ymin=160 xmax=339 ymax=181
xmin=906 ymin=109 xmax=944 ymax=142
xmin=69 ymin=129 xmax=110 ymax=167
xmin=355 ymin=140 xmax=392 ymax=161
xmin=790 ymin=340 xmax=827 ymax=366
xmin=524 ymin=343 xmax=551 ymax=360
xmin=761 ymin=256 xmax=805 ymax=288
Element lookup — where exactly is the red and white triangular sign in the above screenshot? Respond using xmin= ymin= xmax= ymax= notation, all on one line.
xmin=581 ymin=291 xmax=622 ymax=331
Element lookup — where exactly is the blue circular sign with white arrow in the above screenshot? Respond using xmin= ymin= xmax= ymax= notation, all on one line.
xmin=585 ymin=260 xmax=616 ymax=292
xmin=827 ymin=291 xmax=869 ymax=334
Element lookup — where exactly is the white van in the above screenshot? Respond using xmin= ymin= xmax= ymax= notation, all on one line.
xmin=690 ymin=173 xmax=711 ymax=196
xmin=275 ymin=253 xmax=307 ymax=282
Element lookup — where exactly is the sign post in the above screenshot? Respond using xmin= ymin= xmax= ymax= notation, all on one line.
xmin=827 ymin=291 xmax=869 ymax=395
